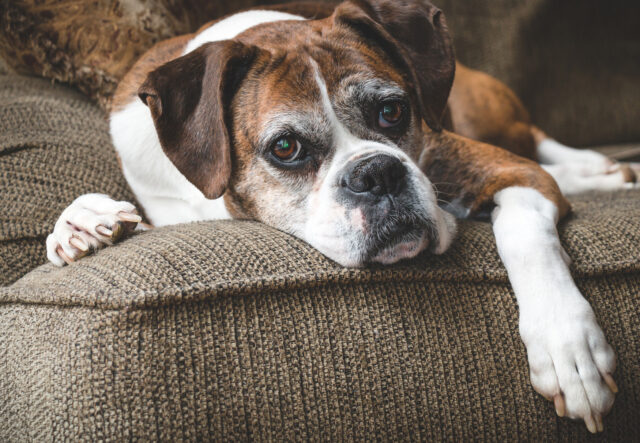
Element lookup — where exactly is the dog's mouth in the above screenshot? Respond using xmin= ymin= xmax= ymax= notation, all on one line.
xmin=301 ymin=162 xmax=457 ymax=268
xmin=363 ymin=209 xmax=435 ymax=264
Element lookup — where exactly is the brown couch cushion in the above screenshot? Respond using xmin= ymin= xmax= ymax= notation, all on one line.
xmin=1 ymin=189 xmax=639 ymax=440
xmin=0 ymin=74 xmax=134 ymax=286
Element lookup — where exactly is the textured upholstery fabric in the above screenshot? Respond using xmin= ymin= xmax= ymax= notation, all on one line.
xmin=0 ymin=75 xmax=134 ymax=286
xmin=1 ymin=70 xmax=640 ymax=441
xmin=2 ymin=1 xmax=640 ymax=439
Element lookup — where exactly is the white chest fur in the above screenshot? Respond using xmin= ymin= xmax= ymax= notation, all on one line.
xmin=109 ymin=10 xmax=304 ymax=226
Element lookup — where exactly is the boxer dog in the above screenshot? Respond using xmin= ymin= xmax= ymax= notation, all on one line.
xmin=46 ymin=0 xmax=635 ymax=432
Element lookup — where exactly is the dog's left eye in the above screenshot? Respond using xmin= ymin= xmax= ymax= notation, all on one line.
xmin=378 ymin=101 xmax=404 ymax=128
xmin=271 ymin=136 xmax=303 ymax=162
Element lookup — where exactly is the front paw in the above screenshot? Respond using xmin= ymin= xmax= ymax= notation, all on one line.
xmin=521 ymin=301 xmax=617 ymax=433
xmin=46 ymin=193 xmax=141 ymax=266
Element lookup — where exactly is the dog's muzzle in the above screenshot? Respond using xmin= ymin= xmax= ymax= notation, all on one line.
xmin=338 ymin=153 xmax=437 ymax=262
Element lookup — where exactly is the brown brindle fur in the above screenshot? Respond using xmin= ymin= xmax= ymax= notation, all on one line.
xmin=111 ymin=1 xmax=570 ymax=224
xmin=112 ymin=3 xmax=336 ymax=112
xmin=420 ymin=127 xmax=570 ymax=218
xmin=448 ymin=63 xmax=537 ymax=160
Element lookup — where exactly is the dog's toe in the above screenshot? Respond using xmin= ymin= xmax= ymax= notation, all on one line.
xmin=46 ymin=194 xmax=141 ymax=266
xmin=522 ymin=302 xmax=617 ymax=432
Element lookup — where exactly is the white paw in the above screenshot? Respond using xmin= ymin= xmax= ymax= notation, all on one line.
xmin=570 ymin=150 xmax=615 ymax=176
xmin=543 ymin=162 xmax=638 ymax=195
xmin=46 ymin=193 xmax=141 ymax=266
xmin=521 ymin=297 xmax=617 ymax=433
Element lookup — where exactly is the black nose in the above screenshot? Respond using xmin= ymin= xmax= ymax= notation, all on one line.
xmin=341 ymin=154 xmax=407 ymax=198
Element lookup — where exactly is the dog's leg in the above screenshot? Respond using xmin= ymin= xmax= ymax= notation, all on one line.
xmin=492 ymin=187 xmax=616 ymax=433
xmin=532 ymin=127 xmax=637 ymax=194
xmin=449 ymin=65 xmax=637 ymax=195
xmin=421 ymin=130 xmax=617 ymax=433
xmin=534 ymin=129 xmax=614 ymax=168
xmin=46 ymin=193 xmax=142 ymax=266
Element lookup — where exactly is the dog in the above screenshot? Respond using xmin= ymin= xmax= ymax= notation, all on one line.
xmin=46 ymin=0 xmax=635 ymax=432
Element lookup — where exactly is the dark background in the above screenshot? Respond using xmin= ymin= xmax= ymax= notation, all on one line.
xmin=433 ymin=0 xmax=640 ymax=147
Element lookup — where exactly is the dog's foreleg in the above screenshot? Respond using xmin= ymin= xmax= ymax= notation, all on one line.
xmin=46 ymin=193 xmax=142 ymax=266
xmin=420 ymin=130 xmax=617 ymax=432
xmin=492 ymin=186 xmax=616 ymax=433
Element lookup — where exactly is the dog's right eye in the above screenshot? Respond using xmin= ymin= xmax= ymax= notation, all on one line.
xmin=271 ymin=136 xmax=303 ymax=163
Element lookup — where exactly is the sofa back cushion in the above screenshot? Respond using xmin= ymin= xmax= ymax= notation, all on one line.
xmin=434 ymin=0 xmax=640 ymax=146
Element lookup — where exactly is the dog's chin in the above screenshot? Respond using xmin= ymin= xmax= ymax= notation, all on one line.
xmin=368 ymin=207 xmax=457 ymax=265
xmin=319 ymin=230 xmax=430 ymax=268
xmin=369 ymin=231 xmax=429 ymax=265
xmin=317 ymin=209 xmax=457 ymax=268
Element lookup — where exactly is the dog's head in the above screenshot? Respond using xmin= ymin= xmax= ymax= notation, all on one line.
xmin=138 ymin=0 xmax=457 ymax=267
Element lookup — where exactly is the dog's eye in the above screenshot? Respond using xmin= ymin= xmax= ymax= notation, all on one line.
xmin=378 ymin=101 xmax=404 ymax=128
xmin=271 ymin=136 xmax=302 ymax=162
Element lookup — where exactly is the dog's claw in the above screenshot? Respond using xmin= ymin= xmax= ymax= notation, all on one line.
xmin=96 ymin=225 xmax=113 ymax=238
xmin=111 ymin=222 xmax=123 ymax=239
xmin=595 ymin=414 xmax=604 ymax=433
xmin=603 ymin=373 xmax=618 ymax=394
xmin=96 ymin=222 xmax=127 ymax=242
xmin=585 ymin=413 xmax=597 ymax=434
xmin=117 ymin=211 xmax=142 ymax=223
xmin=554 ymin=394 xmax=566 ymax=417
xmin=70 ymin=236 xmax=89 ymax=252
xmin=605 ymin=162 xmax=620 ymax=174
xmin=56 ymin=246 xmax=74 ymax=265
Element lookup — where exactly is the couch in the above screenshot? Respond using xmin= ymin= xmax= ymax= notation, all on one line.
xmin=1 ymin=0 xmax=639 ymax=440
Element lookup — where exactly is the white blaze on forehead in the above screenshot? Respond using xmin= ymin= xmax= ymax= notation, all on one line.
xmin=307 ymin=58 xmax=419 ymax=178
xmin=309 ymin=58 xmax=431 ymax=169
xmin=309 ymin=58 xmax=362 ymax=153
xmin=308 ymin=58 xmax=406 ymax=169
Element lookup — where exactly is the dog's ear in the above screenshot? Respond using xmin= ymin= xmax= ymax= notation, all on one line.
xmin=138 ymin=41 xmax=259 ymax=199
xmin=334 ymin=0 xmax=455 ymax=131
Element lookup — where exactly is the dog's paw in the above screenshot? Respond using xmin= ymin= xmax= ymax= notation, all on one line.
xmin=570 ymin=150 xmax=616 ymax=176
xmin=562 ymin=150 xmax=638 ymax=186
xmin=46 ymin=193 xmax=141 ymax=266
xmin=543 ymin=162 xmax=638 ymax=194
xmin=521 ymin=298 xmax=617 ymax=433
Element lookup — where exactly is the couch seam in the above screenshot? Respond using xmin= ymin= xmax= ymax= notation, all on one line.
xmin=2 ymin=267 xmax=639 ymax=312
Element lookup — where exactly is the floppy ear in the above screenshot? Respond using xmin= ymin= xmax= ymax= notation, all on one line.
xmin=334 ymin=0 xmax=455 ymax=131
xmin=138 ymin=41 xmax=259 ymax=199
